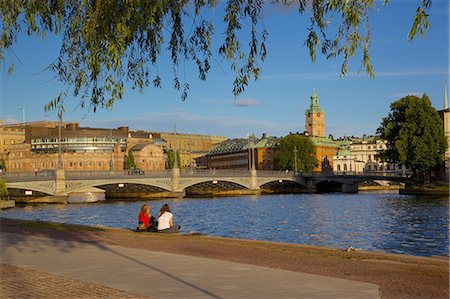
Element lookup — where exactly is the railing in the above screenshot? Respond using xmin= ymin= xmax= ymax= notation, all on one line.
xmin=333 ymin=170 xmax=412 ymax=177
xmin=1 ymin=172 xmax=55 ymax=181
xmin=1 ymin=169 xmax=413 ymax=182
xmin=65 ymin=170 xmax=173 ymax=180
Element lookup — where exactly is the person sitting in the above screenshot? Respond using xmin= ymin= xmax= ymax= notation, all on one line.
xmin=157 ymin=204 xmax=181 ymax=233
xmin=136 ymin=204 xmax=157 ymax=232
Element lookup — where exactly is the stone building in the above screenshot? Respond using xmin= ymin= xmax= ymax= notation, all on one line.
xmin=130 ymin=143 xmax=166 ymax=171
xmin=0 ymin=121 xmax=59 ymax=166
xmin=6 ymin=122 xmax=165 ymax=172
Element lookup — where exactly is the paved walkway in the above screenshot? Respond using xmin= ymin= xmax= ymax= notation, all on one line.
xmin=0 ymin=232 xmax=380 ymax=298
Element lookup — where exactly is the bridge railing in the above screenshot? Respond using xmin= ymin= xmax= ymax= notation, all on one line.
xmin=1 ymin=172 xmax=55 ymax=182
xmin=65 ymin=170 xmax=173 ymax=180
xmin=333 ymin=170 xmax=412 ymax=177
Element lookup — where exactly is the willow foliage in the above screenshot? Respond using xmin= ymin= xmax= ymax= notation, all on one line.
xmin=0 ymin=0 xmax=431 ymax=112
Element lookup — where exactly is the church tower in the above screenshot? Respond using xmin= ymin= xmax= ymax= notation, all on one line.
xmin=305 ymin=89 xmax=324 ymax=137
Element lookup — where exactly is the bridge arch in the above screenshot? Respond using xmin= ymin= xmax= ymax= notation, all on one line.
xmin=66 ymin=179 xmax=172 ymax=193
xmin=181 ymin=178 xmax=251 ymax=190
xmin=256 ymin=178 xmax=306 ymax=188
xmin=6 ymin=182 xmax=55 ymax=195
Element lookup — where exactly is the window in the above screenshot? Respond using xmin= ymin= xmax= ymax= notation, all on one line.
xmin=337 ymin=165 xmax=341 ymax=171
xmin=70 ymin=162 xmax=73 ymax=167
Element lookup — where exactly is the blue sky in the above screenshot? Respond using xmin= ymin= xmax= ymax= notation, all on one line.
xmin=1 ymin=0 xmax=449 ymax=138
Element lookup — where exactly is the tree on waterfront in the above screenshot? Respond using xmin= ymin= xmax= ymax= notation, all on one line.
xmin=0 ymin=1 xmax=431 ymax=112
xmin=166 ymin=150 xmax=181 ymax=169
xmin=273 ymin=135 xmax=317 ymax=173
xmin=376 ymin=94 xmax=447 ymax=184
xmin=125 ymin=150 xmax=136 ymax=170
xmin=0 ymin=179 xmax=8 ymax=199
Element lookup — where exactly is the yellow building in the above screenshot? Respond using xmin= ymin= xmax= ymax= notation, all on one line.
xmin=308 ymin=136 xmax=339 ymax=172
xmin=0 ymin=121 xmax=25 ymax=164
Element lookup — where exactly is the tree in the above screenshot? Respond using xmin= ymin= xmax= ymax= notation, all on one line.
xmin=125 ymin=150 xmax=136 ymax=170
xmin=376 ymin=94 xmax=447 ymax=184
xmin=273 ymin=134 xmax=317 ymax=172
xmin=0 ymin=179 xmax=8 ymax=199
xmin=166 ymin=149 xmax=181 ymax=169
xmin=0 ymin=1 xmax=431 ymax=113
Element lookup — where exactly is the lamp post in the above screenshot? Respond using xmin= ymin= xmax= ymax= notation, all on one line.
xmin=188 ymin=141 xmax=193 ymax=173
xmin=293 ymin=145 xmax=298 ymax=173
xmin=57 ymin=110 xmax=63 ymax=169
xmin=20 ymin=105 xmax=25 ymax=126
xmin=109 ymin=129 xmax=113 ymax=171
xmin=173 ymin=125 xmax=178 ymax=169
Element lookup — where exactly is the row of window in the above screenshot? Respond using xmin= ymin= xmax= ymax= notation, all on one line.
xmin=31 ymin=137 xmax=127 ymax=144
xmin=351 ymin=145 xmax=385 ymax=150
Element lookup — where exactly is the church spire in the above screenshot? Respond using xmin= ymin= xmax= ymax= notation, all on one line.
xmin=445 ymin=78 xmax=448 ymax=110
xmin=308 ymin=89 xmax=322 ymax=113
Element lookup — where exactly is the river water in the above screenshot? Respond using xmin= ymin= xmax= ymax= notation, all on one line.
xmin=1 ymin=193 xmax=448 ymax=257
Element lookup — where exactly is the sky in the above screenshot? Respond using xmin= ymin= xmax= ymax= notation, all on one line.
xmin=1 ymin=0 xmax=449 ymax=139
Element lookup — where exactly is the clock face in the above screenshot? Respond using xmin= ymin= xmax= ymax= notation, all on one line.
xmin=317 ymin=112 xmax=321 ymax=117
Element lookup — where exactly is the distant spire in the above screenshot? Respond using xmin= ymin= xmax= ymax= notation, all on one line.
xmin=445 ymin=78 xmax=448 ymax=110
xmin=307 ymin=88 xmax=322 ymax=113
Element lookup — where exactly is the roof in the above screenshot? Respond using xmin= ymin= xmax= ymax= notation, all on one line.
xmin=309 ymin=136 xmax=338 ymax=148
xmin=131 ymin=143 xmax=153 ymax=151
xmin=253 ymin=136 xmax=281 ymax=148
xmin=207 ymin=139 xmax=249 ymax=155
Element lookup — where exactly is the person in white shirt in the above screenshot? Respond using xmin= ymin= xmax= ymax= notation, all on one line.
xmin=157 ymin=203 xmax=181 ymax=233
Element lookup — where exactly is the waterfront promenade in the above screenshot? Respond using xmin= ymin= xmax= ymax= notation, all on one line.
xmin=0 ymin=218 xmax=448 ymax=298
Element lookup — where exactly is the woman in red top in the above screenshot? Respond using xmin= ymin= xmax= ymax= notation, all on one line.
xmin=136 ymin=204 xmax=157 ymax=232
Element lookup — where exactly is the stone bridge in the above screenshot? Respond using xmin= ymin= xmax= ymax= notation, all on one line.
xmin=2 ymin=169 xmax=409 ymax=203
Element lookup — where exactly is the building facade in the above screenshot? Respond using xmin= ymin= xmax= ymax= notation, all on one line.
xmin=333 ymin=136 xmax=407 ymax=175
xmin=309 ymin=136 xmax=339 ymax=172
xmin=6 ymin=122 xmax=165 ymax=172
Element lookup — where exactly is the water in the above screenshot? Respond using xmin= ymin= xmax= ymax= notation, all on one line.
xmin=1 ymin=193 xmax=448 ymax=257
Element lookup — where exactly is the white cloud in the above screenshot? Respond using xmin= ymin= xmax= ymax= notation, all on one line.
xmin=233 ymin=98 xmax=259 ymax=107
xmin=1 ymin=116 xmax=20 ymax=124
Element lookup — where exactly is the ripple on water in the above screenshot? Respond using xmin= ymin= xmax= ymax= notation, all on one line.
xmin=1 ymin=194 xmax=448 ymax=257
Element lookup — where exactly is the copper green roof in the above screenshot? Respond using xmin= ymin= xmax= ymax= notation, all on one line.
xmin=207 ymin=138 xmax=250 ymax=155
xmin=306 ymin=89 xmax=323 ymax=114
xmin=309 ymin=136 xmax=338 ymax=148
xmin=336 ymin=148 xmax=351 ymax=156
xmin=253 ymin=136 xmax=280 ymax=148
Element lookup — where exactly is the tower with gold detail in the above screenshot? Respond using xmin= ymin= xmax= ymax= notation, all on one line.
xmin=305 ymin=89 xmax=324 ymax=137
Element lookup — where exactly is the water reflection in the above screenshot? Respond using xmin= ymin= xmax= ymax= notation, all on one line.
xmin=1 ymin=194 xmax=448 ymax=257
